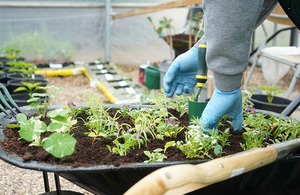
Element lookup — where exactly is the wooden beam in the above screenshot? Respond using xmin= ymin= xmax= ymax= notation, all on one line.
xmin=112 ymin=0 xmax=202 ymax=20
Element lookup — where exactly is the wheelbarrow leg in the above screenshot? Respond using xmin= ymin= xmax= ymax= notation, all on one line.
xmin=54 ymin=173 xmax=62 ymax=195
xmin=43 ymin=171 xmax=50 ymax=192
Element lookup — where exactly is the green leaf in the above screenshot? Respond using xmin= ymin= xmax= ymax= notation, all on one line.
xmin=13 ymin=87 xmax=28 ymax=93
xmin=42 ymin=133 xmax=76 ymax=158
xmin=157 ymin=27 xmax=162 ymax=34
xmin=19 ymin=117 xmax=47 ymax=141
xmin=28 ymin=98 xmax=40 ymax=103
xmin=47 ymin=108 xmax=72 ymax=118
xmin=16 ymin=113 xmax=27 ymax=124
xmin=48 ymin=115 xmax=77 ymax=133
xmin=153 ymin=148 xmax=163 ymax=153
xmin=6 ymin=124 xmax=20 ymax=128
xmin=164 ymin=141 xmax=175 ymax=153
xmin=214 ymin=145 xmax=223 ymax=156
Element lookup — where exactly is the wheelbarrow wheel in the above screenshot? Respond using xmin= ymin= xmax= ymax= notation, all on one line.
xmin=39 ymin=191 xmax=84 ymax=195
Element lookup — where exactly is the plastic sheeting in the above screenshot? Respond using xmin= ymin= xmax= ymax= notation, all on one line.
xmin=0 ymin=5 xmax=188 ymax=64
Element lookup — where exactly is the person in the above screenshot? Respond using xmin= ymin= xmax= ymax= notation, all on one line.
xmin=163 ymin=0 xmax=280 ymax=133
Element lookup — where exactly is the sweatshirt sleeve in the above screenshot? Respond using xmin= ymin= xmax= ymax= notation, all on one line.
xmin=195 ymin=0 xmax=278 ymax=92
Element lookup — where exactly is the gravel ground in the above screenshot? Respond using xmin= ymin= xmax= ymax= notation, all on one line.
xmin=1 ymin=64 xmax=300 ymax=195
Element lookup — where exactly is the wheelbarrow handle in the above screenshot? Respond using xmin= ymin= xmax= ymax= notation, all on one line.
xmin=281 ymin=94 xmax=300 ymax=117
xmin=124 ymin=138 xmax=300 ymax=195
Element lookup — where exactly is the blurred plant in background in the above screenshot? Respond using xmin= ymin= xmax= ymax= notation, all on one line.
xmin=2 ymin=28 xmax=74 ymax=62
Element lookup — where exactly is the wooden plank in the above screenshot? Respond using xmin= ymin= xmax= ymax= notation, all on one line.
xmin=112 ymin=0 xmax=202 ymax=20
xmin=267 ymin=4 xmax=294 ymax=26
xmin=124 ymin=146 xmax=278 ymax=195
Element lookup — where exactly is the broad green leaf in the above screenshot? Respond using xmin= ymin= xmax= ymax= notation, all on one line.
xmin=16 ymin=113 xmax=27 ymax=124
xmin=47 ymin=108 xmax=72 ymax=118
xmin=28 ymin=98 xmax=40 ymax=103
xmin=13 ymin=87 xmax=28 ymax=93
xmin=19 ymin=117 xmax=47 ymax=141
xmin=42 ymin=133 xmax=76 ymax=158
xmin=47 ymin=115 xmax=77 ymax=133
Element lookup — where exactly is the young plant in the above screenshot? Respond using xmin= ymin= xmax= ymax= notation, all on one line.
xmin=107 ymin=131 xmax=144 ymax=156
xmin=117 ymin=104 xmax=131 ymax=117
xmin=14 ymin=108 xmax=77 ymax=158
xmin=187 ymin=11 xmax=204 ymax=41
xmin=156 ymin=117 xmax=183 ymax=139
xmin=158 ymin=16 xmax=175 ymax=60
xmin=84 ymin=92 xmax=126 ymax=140
xmin=258 ymin=85 xmax=285 ymax=103
xmin=26 ymin=85 xmax=65 ymax=118
xmin=168 ymin=95 xmax=189 ymax=117
xmin=3 ymin=48 xmax=21 ymax=62
xmin=13 ymin=81 xmax=43 ymax=98
xmin=173 ymin=126 xmax=221 ymax=159
xmin=7 ymin=61 xmax=39 ymax=78
xmin=143 ymin=148 xmax=167 ymax=163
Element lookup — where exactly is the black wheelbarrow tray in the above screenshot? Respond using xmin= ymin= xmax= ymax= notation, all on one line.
xmin=1 ymin=103 xmax=300 ymax=195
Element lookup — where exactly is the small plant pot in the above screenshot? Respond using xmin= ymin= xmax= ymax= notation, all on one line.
xmin=10 ymin=93 xmax=31 ymax=107
xmin=0 ymin=57 xmax=9 ymax=64
xmin=250 ymin=94 xmax=292 ymax=113
xmin=0 ymin=73 xmax=6 ymax=83
xmin=7 ymin=78 xmax=49 ymax=94
xmin=188 ymin=99 xmax=208 ymax=124
xmin=0 ymin=64 xmax=11 ymax=70
xmin=6 ymin=73 xmax=45 ymax=81
xmin=10 ymin=93 xmax=49 ymax=107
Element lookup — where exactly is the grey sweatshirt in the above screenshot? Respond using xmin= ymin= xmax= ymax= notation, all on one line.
xmin=194 ymin=0 xmax=278 ymax=92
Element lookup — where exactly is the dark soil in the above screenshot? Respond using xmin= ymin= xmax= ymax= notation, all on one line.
xmin=0 ymin=108 xmax=248 ymax=168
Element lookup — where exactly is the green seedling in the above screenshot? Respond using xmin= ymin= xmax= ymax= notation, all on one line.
xmin=15 ymin=106 xmax=78 ymax=158
xmin=13 ymin=81 xmax=43 ymax=98
xmin=258 ymin=85 xmax=285 ymax=103
xmin=158 ymin=16 xmax=175 ymax=60
xmin=144 ymin=148 xmax=167 ymax=163
xmin=3 ymin=48 xmax=21 ymax=62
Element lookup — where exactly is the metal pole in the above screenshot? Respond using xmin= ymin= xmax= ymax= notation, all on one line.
xmin=290 ymin=27 xmax=298 ymax=46
xmin=105 ymin=0 xmax=111 ymax=62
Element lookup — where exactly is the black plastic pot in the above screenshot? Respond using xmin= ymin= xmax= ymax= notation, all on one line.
xmin=0 ymin=73 xmax=6 ymax=83
xmin=250 ymin=94 xmax=292 ymax=113
xmin=0 ymin=57 xmax=9 ymax=64
xmin=10 ymin=93 xmax=50 ymax=107
xmin=0 ymin=64 xmax=11 ymax=70
xmin=0 ymin=105 xmax=300 ymax=195
xmin=6 ymin=73 xmax=45 ymax=81
xmin=7 ymin=78 xmax=49 ymax=94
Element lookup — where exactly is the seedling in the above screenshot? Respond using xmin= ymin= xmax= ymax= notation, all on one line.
xmin=144 ymin=148 xmax=167 ymax=163
xmin=158 ymin=16 xmax=175 ymax=60
xmin=3 ymin=48 xmax=21 ymax=62
xmin=187 ymin=11 xmax=204 ymax=41
xmin=258 ymin=85 xmax=285 ymax=103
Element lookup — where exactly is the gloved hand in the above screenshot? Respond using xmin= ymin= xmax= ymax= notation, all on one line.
xmin=200 ymin=87 xmax=243 ymax=133
xmin=163 ymin=47 xmax=198 ymax=97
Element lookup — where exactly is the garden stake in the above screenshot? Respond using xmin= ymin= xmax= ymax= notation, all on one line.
xmin=188 ymin=39 xmax=208 ymax=123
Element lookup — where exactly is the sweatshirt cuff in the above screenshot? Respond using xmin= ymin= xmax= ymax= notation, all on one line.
xmin=213 ymin=72 xmax=243 ymax=92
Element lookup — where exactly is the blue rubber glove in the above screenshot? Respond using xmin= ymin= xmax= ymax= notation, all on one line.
xmin=200 ymin=87 xmax=243 ymax=133
xmin=163 ymin=47 xmax=198 ymax=97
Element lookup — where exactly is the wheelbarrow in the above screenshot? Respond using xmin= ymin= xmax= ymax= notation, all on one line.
xmin=1 ymin=82 xmax=300 ymax=195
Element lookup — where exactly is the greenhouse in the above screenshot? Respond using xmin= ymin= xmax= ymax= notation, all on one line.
xmin=0 ymin=0 xmax=300 ymax=194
